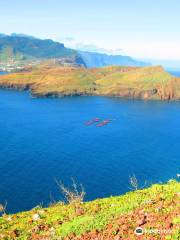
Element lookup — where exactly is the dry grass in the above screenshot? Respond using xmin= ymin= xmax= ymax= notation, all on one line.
xmin=56 ymin=178 xmax=85 ymax=204
xmin=129 ymin=175 xmax=139 ymax=191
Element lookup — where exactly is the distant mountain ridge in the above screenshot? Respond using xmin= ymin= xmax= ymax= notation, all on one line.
xmin=78 ymin=51 xmax=149 ymax=68
xmin=0 ymin=34 xmax=76 ymax=60
xmin=0 ymin=33 xmax=149 ymax=68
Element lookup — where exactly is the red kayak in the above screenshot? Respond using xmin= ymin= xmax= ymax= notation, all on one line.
xmin=85 ymin=118 xmax=100 ymax=126
xmin=96 ymin=119 xmax=111 ymax=127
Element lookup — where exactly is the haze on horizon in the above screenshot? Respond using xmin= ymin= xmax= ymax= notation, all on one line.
xmin=0 ymin=0 xmax=180 ymax=68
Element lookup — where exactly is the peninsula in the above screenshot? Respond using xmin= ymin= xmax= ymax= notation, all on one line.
xmin=0 ymin=63 xmax=180 ymax=100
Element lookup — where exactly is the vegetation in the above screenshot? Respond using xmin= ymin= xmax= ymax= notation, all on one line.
xmin=129 ymin=175 xmax=139 ymax=191
xmin=0 ymin=63 xmax=180 ymax=100
xmin=0 ymin=180 xmax=179 ymax=239
xmin=56 ymin=178 xmax=86 ymax=204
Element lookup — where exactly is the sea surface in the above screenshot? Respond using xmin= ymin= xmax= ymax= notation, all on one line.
xmin=0 ymin=71 xmax=8 ymax=75
xmin=169 ymin=70 xmax=180 ymax=77
xmin=0 ymin=71 xmax=180 ymax=213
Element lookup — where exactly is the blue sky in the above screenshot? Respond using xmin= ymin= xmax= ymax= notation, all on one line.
xmin=0 ymin=0 xmax=180 ymax=67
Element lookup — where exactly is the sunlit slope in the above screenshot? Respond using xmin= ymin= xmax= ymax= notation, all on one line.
xmin=0 ymin=64 xmax=180 ymax=100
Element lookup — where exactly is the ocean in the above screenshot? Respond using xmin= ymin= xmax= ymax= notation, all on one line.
xmin=0 ymin=72 xmax=179 ymax=213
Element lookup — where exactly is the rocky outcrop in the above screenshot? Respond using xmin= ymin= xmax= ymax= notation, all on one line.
xmin=138 ymin=89 xmax=158 ymax=99
xmin=157 ymin=81 xmax=176 ymax=100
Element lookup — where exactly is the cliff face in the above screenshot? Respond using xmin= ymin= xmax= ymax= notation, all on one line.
xmin=0 ymin=64 xmax=180 ymax=100
xmin=78 ymin=51 xmax=149 ymax=68
xmin=0 ymin=181 xmax=179 ymax=239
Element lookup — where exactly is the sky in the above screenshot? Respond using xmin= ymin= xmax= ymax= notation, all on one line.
xmin=0 ymin=0 xmax=180 ymax=68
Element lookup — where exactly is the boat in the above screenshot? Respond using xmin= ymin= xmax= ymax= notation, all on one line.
xmin=96 ymin=119 xmax=111 ymax=127
xmin=85 ymin=118 xmax=100 ymax=126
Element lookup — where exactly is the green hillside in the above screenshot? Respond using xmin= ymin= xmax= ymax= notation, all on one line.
xmin=0 ymin=46 xmax=26 ymax=62
xmin=0 ymin=180 xmax=179 ymax=239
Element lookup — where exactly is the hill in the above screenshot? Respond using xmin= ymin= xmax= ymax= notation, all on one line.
xmin=0 ymin=34 xmax=149 ymax=71
xmin=0 ymin=34 xmax=76 ymax=60
xmin=0 ymin=180 xmax=179 ymax=239
xmin=0 ymin=34 xmax=84 ymax=71
xmin=0 ymin=64 xmax=180 ymax=100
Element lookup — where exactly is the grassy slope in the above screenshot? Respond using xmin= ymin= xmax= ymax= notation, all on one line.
xmin=0 ymin=181 xmax=179 ymax=239
xmin=0 ymin=64 xmax=180 ymax=100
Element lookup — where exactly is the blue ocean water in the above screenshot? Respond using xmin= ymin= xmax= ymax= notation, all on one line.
xmin=0 ymin=73 xmax=180 ymax=213
xmin=0 ymin=71 xmax=8 ymax=75
xmin=168 ymin=70 xmax=180 ymax=77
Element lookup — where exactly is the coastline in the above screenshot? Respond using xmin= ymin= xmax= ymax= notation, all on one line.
xmin=0 ymin=65 xmax=180 ymax=101
xmin=0 ymin=84 xmax=180 ymax=101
